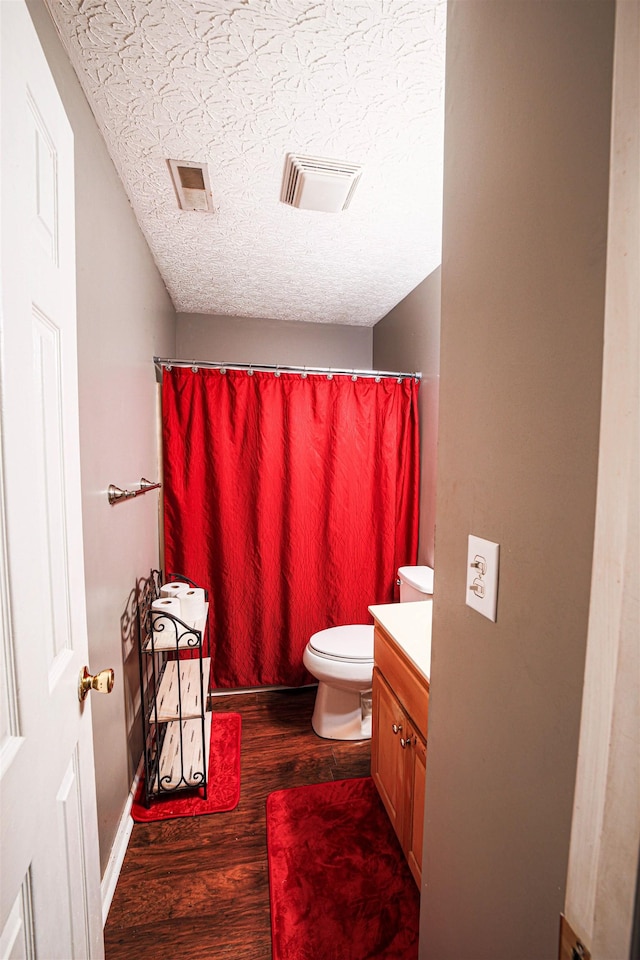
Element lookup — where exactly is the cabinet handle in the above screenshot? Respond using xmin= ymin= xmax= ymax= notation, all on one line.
xmin=400 ymin=735 xmax=414 ymax=749
xmin=392 ymin=723 xmax=402 ymax=735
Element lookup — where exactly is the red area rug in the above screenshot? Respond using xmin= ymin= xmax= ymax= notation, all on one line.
xmin=267 ymin=776 xmax=419 ymax=960
xmin=131 ymin=712 xmax=241 ymax=822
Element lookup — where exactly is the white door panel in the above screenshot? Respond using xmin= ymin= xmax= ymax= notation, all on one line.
xmin=0 ymin=2 xmax=104 ymax=957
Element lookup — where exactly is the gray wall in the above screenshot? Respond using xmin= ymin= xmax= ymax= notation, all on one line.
xmin=176 ymin=312 xmax=372 ymax=368
xmin=374 ymin=267 xmax=441 ymax=566
xmin=421 ymin=3 xmax=614 ymax=959
xmin=27 ymin=1 xmax=176 ymax=877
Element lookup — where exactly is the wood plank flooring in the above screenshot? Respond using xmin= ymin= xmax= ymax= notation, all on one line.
xmin=104 ymin=687 xmax=371 ymax=960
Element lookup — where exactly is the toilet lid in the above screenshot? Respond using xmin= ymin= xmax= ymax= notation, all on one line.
xmin=398 ymin=565 xmax=434 ymax=594
xmin=309 ymin=624 xmax=374 ymax=662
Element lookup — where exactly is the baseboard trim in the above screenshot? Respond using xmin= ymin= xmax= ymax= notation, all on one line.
xmin=209 ymin=683 xmax=316 ymax=698
xmin=100 ymin=766 xmax=141 ymax=926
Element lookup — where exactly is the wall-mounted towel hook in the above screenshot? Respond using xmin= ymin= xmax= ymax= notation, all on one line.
xmin=108 ymin=478 xmax=161 ymax=505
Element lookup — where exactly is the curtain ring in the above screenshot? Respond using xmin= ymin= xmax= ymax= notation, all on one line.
xmin=351 ymin=375 xmax=357 ymax=382
xmin=220 ymin=367 xmax=226 ymax=375
xmin=375 ymin=376 xmax=381 ymax=383
xmin=165 ymin=364 xmax=172 ymax=372
xmin=397 ymin=377 xmax=403 ymax=384
xmin=247 ymin=365 xmax=254 ymax=376
xmin=191 ymin=362 xmax=199 ymax=373
xmin=274 ymin=367 xmax=281 ymax=377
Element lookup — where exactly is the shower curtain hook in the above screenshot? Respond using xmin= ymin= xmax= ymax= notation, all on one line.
xmin=301 ymin=366 xmax=307 ymax=379
xmin=191 ymin=360 xmax=199 ymax=373
xmin=274 ymin=365 xmax=281 ymax=378
xmin=248 ymin=364 xmax=254 ymax=376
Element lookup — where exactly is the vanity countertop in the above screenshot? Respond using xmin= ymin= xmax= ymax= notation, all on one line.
xmin=368 ymin=600 xmax=432 ymax=682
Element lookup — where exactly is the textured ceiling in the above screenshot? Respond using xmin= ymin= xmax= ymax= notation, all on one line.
xmin=45 ymin=0 xmax=446 ymax=326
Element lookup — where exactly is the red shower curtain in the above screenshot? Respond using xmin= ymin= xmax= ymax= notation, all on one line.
xmin=162 ymin=366 xmax=419 ymax=688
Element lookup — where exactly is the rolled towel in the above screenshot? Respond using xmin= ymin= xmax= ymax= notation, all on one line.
xmin=151 ymin=597 xmax=183 ymax=645
xmin=160 ymin=581 xmax=189 ymax=599
xmin=178 ymin=587 xmax=206 ymax=623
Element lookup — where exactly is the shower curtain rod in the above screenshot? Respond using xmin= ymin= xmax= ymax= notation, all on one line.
xmin=154 ymin=357 xmax=421 ymax=382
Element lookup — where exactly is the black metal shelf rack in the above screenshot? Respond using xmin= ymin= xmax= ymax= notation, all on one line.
xmin=136 ymin=569 xmax=210 ymax=807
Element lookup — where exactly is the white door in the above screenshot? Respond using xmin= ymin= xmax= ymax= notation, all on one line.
xmin=0 ymin=2 xmax=104 ymax=957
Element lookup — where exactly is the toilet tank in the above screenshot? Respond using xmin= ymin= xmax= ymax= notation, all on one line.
xmin=398 ymin=566 xmax=434 ymax=602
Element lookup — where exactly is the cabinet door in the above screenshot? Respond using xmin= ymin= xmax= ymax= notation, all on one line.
xmin=372 ymin=667 xmax=406 ymax=842
xmin=406 ymin=731 xmax=427 ymax=887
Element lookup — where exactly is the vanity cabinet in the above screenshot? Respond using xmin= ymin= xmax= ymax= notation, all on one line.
xmin=370 ymin=613 xmax=430 ymax=887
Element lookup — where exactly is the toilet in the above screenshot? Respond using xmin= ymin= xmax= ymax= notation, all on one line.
xmin=303 ymin=565 xmax=434 ymax=741
xmin=303 ymin=624 xmax=375 ymax=740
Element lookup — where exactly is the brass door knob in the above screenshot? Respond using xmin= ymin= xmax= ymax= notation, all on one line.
xmin=78 ymin=666 xmax=115 ymax=702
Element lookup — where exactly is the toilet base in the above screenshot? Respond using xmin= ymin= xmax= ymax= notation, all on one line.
xmin=311 ymin=682 xmax=372 ymax=740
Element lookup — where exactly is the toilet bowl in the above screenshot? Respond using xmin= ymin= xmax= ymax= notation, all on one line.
xmin=304 ymin=566 xmax=434 ymax=741
xmin=303 ymin=624 xmax=374 ymax=741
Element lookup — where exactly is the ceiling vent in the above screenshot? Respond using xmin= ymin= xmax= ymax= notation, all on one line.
xmin=281 ymin=154 xmax=363 ymax=213
xmin=168 ymin=159 xmax=213 ymax=212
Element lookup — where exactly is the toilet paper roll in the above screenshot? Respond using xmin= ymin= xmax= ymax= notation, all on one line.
xmin=161 ymin=581 xmax=189 ymax=599
xmin=151 ymin=597 xmax=183 ymax=645
xmin=177 ymin=587 xmax=206 ymax=624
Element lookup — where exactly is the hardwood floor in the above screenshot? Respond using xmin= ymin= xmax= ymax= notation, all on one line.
xmin=104 ymin=687 xmax=371 ymax=959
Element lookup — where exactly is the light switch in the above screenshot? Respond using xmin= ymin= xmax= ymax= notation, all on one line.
xmin=465 ymin=535 xmax=499 ymax=621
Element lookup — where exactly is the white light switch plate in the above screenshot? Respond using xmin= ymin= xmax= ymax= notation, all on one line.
xmin=466 ymin=535 xmax=500 ymax=621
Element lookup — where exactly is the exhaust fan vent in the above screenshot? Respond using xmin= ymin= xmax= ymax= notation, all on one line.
xmin=168 ymin=159 xmax=213 ymax=212
xmin=281 ymin=154 xmax=363 ymax=213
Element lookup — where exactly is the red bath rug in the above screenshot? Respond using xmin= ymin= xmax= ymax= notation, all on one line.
xmin=131 ymin=712 xmax=241 ymax=822
xmin=267 ymin=776 xmax=419 ymax=960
